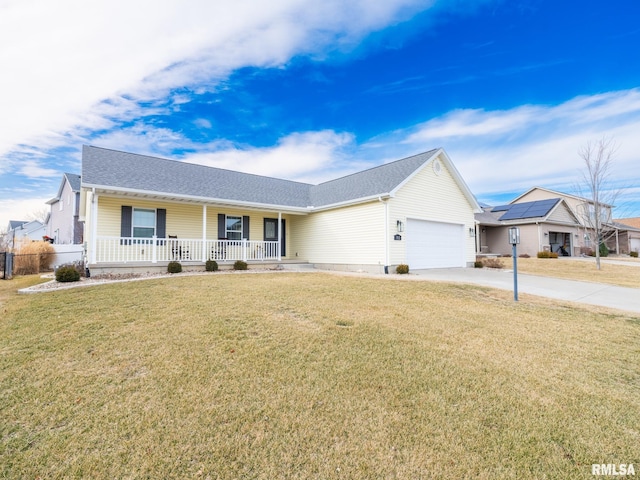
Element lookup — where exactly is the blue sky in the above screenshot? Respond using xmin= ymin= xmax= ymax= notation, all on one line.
xmin=2 ymin=0 xmax=640 ymax=230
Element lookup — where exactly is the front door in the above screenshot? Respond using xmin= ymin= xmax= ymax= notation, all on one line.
xmin=264 ymin=218 xmax=286 ymax=257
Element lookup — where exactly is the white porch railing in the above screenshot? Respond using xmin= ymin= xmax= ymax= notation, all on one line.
xmin=94 ymin=237 xmax=280 ymax=263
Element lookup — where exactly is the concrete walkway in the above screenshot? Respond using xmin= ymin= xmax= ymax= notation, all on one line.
xmin=411 ymin=267 xmax=640 ymax=314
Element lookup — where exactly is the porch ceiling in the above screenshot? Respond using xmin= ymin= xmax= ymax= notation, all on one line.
xmin=90 ymin=187 xmax=310 ymax=215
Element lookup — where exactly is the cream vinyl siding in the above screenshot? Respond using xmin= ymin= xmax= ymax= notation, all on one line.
xmin=389 ymin=155 xmax=476 ymax=265
xmin=292 ymin=202 xmax=385 ymax=264
xmin=96 ymin=197 xmax=202 ymax=238
xmin=210 ymin=208 xmax=292 ymax=258
xmin=92 ymin=197 xmax=293 ymax=258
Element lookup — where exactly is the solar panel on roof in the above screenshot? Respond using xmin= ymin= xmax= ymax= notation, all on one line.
xmin=491 ymin=205 xmax=511 ymax=212
xmin=498 ymin=198 xmax=561 ymax=220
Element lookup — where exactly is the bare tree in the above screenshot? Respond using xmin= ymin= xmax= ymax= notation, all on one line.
xmin=575 ymin=136 xmax=622 ymax=270
xmin=27 ymin=207 xmax=50 ymax=224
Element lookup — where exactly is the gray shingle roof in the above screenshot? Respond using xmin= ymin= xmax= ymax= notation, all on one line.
xmin=82 ymin=146 xmax=313 ymax=208
xmin=310 ymin=150 xmax=438 ymax=207
xmin=82 ymin=146 xmax=441 ymax=209
xmin=65 ymin=173 xmax=81 ymax=192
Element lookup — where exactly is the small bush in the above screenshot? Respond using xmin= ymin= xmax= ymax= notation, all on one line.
xmin=167 ymin=261 xmax=182 ymax=273
xmin=580 ymin=247 xmax=595 ymax=256
xmin=519 ymin=253 xmax=530 ymax=258
xmin=55 ymin=265 xmax=81 ymax=283
xmin=599 ymin=242 xmax=609 ymax=257
xmin=233 ymin=260 xmax=248 ymax=271
xmin=481 ymin=257 xmax=504 ymax=269
xmin=537 ymin=251 xmax=550 ymax=258
xmin=474 ymin=260 xmax=484 ymax=268
xmin=396 ymin=264 xmax=409 ymax=274
xmin=630 ymin=251 xmax=638 ymax=258
xmin=205 ymin=260 xmax=219 ymax=272
xmin=549 ymin=252 xmax=558 ymax=259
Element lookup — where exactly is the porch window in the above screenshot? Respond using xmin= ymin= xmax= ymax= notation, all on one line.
xmin=133 ymin=208 xmax=156 ymax=238
xmin=226 ymin=215 xmax=242 ymax=240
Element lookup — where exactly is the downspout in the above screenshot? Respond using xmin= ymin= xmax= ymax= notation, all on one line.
xmin=379 ymin=196 xmax=389 ymax=274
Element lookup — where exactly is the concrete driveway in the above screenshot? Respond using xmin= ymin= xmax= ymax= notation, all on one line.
xmin=411 ymin=267 xmax=640 ymax=314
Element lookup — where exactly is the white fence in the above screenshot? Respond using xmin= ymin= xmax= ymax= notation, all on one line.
xmin=52 ymin=244 xmax=85 ymax=267
xmin=94 ymin=237 xmax=280 ymax=263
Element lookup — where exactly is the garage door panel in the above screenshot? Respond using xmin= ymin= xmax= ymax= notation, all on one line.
xmin=406 ymin=219 xmax=464 ymax=269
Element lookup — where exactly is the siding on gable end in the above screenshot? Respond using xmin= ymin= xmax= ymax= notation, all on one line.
xmin=291 ymin=201 xmax=385 ymax=265
xmin=388 ymin=154 xmax=476 ymax=266
xmin=48 ymin=178 xmax=79 ymax=244
xmin=547 ymin=204 xmax=577 ymax=224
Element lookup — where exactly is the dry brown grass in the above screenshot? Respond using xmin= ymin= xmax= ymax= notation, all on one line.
xmin=514 ymin=257 xmax=640 ymax=288
xmin=1 ymin=272 xmax=639 ymax=478
xmin=12 ymin=240 xmax=55 ymax=275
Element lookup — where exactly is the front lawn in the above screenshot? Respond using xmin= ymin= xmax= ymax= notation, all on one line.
xmin=1 ymin=273 xmax=638 ymax=478
xmin=507 ymin=257 xmax=640 ymax=288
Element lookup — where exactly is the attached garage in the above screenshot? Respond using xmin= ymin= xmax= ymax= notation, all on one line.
xmin=631 ymin=238 xmax=640 ymax=254
xmin=406 ymin=219 xmax=465 ymax=269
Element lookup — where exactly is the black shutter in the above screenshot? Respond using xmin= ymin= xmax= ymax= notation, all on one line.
xmin=121 ymin=206 xmax=132 ymax=245
xmin=243 ymin=216 xmax=250 ymax=240
xmin=156 ymin=209 xmax=166 ymax=238
xmin=156 ymin=208 xmax=166 ymax=245
xmin=218 ymin=214 xmax=226 ymax=239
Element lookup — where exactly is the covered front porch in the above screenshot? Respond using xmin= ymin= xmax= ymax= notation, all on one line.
xmin=84 ymin=193 xmax=305 ymax=269
xmin=93 ymin=237 xmax=281 ymax=264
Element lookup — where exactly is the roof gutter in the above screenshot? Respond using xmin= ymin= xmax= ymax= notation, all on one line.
xmin=82 ymin=183 xmax=311 ymax=214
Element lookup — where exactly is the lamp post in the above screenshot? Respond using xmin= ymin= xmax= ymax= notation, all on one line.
xmin=508 ymin=227 xmax=520 ymax=302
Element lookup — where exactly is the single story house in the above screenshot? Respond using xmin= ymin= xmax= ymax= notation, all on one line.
xmin=475 ymin=198 xmax=582 ymax=257
xmin=610 ymin=218 xmax=640 ymax=255
xmin=46 ymin=173 xmax=83 ymax=244
xmin=80 ymin=145 xmax=482 ymax=275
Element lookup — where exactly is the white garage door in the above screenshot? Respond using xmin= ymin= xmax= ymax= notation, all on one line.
xmin=631 ymin=238 xmax=640 ymax=254
xmin=406 ymin=219 xmax=465 ymax=269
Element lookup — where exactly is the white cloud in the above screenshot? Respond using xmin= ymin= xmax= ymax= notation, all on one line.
xmin=17 ymin=160 xmax=61 ymax=179
xmin=184 ymin=130 xmax=358 ymax=183
xmin=367 ymin=88 xmax=640 ymax=214
xmin=0 ymin=0 xmax=430 ymax=162
xmin=0 ymin=197 xmax=51 ymax=232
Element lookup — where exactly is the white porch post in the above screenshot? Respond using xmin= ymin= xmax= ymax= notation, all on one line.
xmin=202 ymin=205 xmax=207 ymax=262
xmin=91 ymin=190 xmax=98 ymax=264
xmin=152 ymin=235 xmax=157 ymax=263
xmin=278 ymin=211 xmax=282 ymax=261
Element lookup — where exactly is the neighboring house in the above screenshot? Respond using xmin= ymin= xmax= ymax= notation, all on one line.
xmin=46 ymin=173 xmax=83 ymax=244
xmin=80 ymin=145 xmax=481 ymax=275
xmin=613 ymin=218 xmax=640 ymax=254
xmin=512 ymin=187 xmax=640 ymax=255
xmin=477 ymin=187 xmax=640 ymax=256
xmin=475 ymin=198 xmax=582 ymax=257
xmin=2 ymin=220 xmax=46 ymax=250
